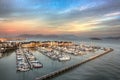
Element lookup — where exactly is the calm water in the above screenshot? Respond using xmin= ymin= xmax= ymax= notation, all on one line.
xmin=0 ymin=39 xmax=120 ymax=80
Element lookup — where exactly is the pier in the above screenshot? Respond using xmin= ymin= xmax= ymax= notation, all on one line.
xmin=24 ymin=53 xmax=33 ymax=69
xmin=36 ymin=48 xmax=113 ymax=80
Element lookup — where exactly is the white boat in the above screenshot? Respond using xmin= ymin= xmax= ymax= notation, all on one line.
xmin=31 ymin=62 xmax=43 ymax=68
xmin=59 ymin=55 xmax=71 ymax=61
xmin=17 ymin=67 xmax=30 ymax=72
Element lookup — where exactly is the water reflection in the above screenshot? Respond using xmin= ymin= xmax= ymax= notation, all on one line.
xmin=0 ymin=50 xmax=15 ymax=59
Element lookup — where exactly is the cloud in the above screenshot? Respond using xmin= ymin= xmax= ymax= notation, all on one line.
xmin=43 ymin=0 xmax=120 ymax=33
xmin=59 ymin=1 xmax=106 ymax=14
xmin=105 ymin=11 xmax=120 ymax=17
xmin=44 ymin=0 xmax=120 ymax=26
xmin=0 ymin=0 xmax=120 ymax=37
xmin=96 ymin=18 xmax=120 ymax=27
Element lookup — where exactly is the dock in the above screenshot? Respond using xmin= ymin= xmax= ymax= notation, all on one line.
xmin=24 ymin=53 xmax=33 ymax=69
xmin=36 ymin=48 xmax=113 ymax=80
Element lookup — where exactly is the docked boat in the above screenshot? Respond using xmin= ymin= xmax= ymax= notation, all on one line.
xmin=31 ymin=61 xmax=43 ymax=68
xmin=58 ymin=55 xmax=71 ymax=61
xmin=16 ymin=60 xmax=30 ymax=72
xmin=16 ymin=49 xmax=30 ymax=72
xmin=24 ymin=52 xmax=43 ymax=69
xmin=17 ymin=65 xmax=30 ymax=72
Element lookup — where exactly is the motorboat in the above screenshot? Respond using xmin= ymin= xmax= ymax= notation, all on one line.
xmin=59 ymin=55 xmax=71 ymax=61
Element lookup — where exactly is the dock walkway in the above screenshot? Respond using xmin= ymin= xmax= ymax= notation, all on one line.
xmin=24 ymin=53 xmax=33 ymax=69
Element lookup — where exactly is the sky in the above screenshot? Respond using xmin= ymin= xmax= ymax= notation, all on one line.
xmin=0 ymin=0 xmax=120 ymax=37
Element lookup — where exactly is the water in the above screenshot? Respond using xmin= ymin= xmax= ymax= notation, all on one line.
xmin=0 ymin=39 xmax=120 ymax=80
xmin=53 ymin=40 xmax=120 ymax=80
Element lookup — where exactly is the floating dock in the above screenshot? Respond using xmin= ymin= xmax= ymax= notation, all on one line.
xmin=36 ymin=48 xmax=113 ymax=80
xmin=24 ymin=53 xmax=33 ymax=69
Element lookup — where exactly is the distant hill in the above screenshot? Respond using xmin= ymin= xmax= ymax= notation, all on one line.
xmin=18 ymin=34 xmax=80 ymax=39
xmin=104 ymin=36 xmax=120 ymax=40
xmin=89 ymin=36 xmax=120 ymax=40
xmin=89 ymin=37 xmax=102 ymax=40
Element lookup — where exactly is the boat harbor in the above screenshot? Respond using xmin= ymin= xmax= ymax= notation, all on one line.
xmin=37 ymin=42 xmax=101 ymax=62
xmin=0 ymin=40 xmax=114 ymax=80
xmin=16 ymin=48 xmax=43 ymax=72
xmin=36 ymin=48 xmax=113 ymax=80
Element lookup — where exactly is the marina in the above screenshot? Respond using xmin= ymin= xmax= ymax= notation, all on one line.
xmin=16 ymin=48 xmax=43 ymax=72
xmin=0 ymin=0 xmax=119 ymax=80
xmin=37 ymin=47 xmax=71 ymax=61
xmin=24 ymin=50 xmax=43 ymax=68
xmin=36 ymin=48 xmax=113 ymax=80
xmin=37 ymin=42 xmax=101 ymax=62
xmin=16 ymin=49 xmax=30 ymax=72
xmin=0 ymin=40 xmax=116 ymax=80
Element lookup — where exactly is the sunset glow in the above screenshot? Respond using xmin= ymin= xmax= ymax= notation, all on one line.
xmin=0 ymin=0 xmax=120 ymax=37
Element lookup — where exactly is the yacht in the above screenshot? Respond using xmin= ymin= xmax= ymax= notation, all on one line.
xmin=59 ymin=55 xmax=71 ymax=61
xmin=31 ymin=61 xmax=43 ymax=68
